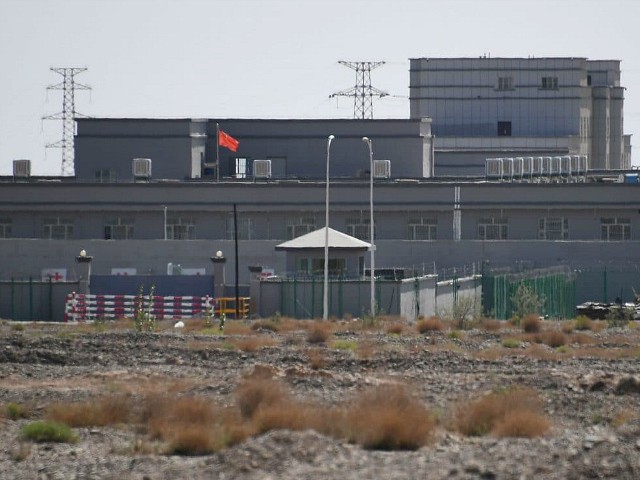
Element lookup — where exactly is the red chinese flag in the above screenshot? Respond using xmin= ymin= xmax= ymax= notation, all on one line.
xmin=219 ymin=130 xmax=239 ymax=152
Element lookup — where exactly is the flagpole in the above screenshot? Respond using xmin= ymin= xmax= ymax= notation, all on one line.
xmin=216 ymin=122 xmax=220 ymax=182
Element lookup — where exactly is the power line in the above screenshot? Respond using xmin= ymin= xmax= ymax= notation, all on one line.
xmin=43 ymin=67 xmax=91 ymax=176
xmin=330 ymin=61 xmax=388 ymax=119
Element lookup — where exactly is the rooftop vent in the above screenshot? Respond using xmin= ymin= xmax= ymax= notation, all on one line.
xmin=253 ymin=159 xmax=272 ymax=179
xmin=373 ymin=159 xmax=391 ymax=179
xmin=132 ymin=158 xmax=152 ymax=179
xmin=13 ymin=159 xmax=31 ymax=178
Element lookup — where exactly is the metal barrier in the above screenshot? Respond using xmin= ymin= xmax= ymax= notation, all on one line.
xmin=216 ymin=297 xmax=250 ymax=319
xmin=65 ymin=293 xmax=218 ymax=322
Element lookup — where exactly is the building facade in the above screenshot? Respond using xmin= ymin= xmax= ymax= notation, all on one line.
xmin=409 ymin=57 xmax=632 ymax=175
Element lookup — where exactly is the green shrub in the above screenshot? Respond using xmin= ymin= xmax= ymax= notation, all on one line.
xmin=574 ymin=315 xmax=593 ymax=331
xmin=511 ymin=284 xmax=545 ymax=318
xmin=502 ymin=338 xmax=520 ymax=349
xmin=5 ymin=402 xmax=29 ymax=420
xmin=21 ymin=421 xmax=77 ymax=443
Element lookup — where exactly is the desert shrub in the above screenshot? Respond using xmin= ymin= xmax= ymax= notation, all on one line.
xmin=561 ymin=321 xmax=575 ymax=334
xmin=47 ymin=395 xmax=131 ymax=427
xmin=166 ymin=424 xmax=217 ymax=455
xmin=569 ymin=332 xmax=596 ymax=345
xmin=250 ymin=320 xmax=280 ymax=333
xmin=307 ymin=348 xmax=326 ymax=370
xmin=521 ymin=314 xmax=542 ymax=333
xmin=5 ymin=402 xmax=30 ymax=420
xmin=416 ymin=316 xmax=444 ymax=334
xmin=385 ymin=322 xmax=404 ymax=335
xmin=480 ymin=319 xmax=502 ymax=332
xmin=448 ymin=330 xmax=462 ymax=340
xmin=235 ymin=379 xmax=289 ymax=419
xmin=502 ymin=338 xmax=520 ymax=349
xmin=346 ymin=385 xmax=435 ymax=450
xmin=252 ymin=401 xmax=316 ymax=434
xmin=491 ymin=410 xmax=551 ymax=438
xmin=356 ymin=340 xmax=376 ymax=360
xmin=21 ymin=421 xmax=77 ymax=443
xmin=453 ymin=387 xmax=549 ymax=438
xmin=574 ymin=315 xmax=594 ymax=331
xmin=306 ymin=321 xmax=331 ymax=344
xmin=511 ymin=284 xmax=545 ymax=318
xmin=232 ymin=337 xmax=277 ymax=353
xmin=332 ymin=339 xmax=358 ymax=351
xmin=540 ymin=331 xmax=567 ymax=348
xmin=437 ymin=295 xmax=480 ymax=330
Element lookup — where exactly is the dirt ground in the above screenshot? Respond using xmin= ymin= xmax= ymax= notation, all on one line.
xmin=0 ymin=317 xmax=639 ymax=479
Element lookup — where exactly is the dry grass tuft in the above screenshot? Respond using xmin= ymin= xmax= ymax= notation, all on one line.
xmin=235 ymin=379 xmax=289 ymax=419
xmin=47 ymin=395 xmax=131 ymax=427
xmin=306 ymin=321 xmax=332 ymax=344
xmin=480 ymin=319 xmax=503 ymax=332
xmin=521 ymin=314 xmax=542 ymax=333
xmin=385 ymin=322 xmax=404 ymax=335
xmin=561 ymin=321 xmax=575 ymax=334
xmin=231 ymin=337 xmax=277 ymax=352
xmin=307 ymin=347 xmax=327 ymax=370
xmin=492 ymin=410 xmax=551 ymax=438
xmin=356 ymin=340 xmax=376 ymax=360
xmin=346 ymin=385 xmax=435 ymax=450
xmin=416 ymin=316 xmax=444 ymax=334
xmin=453 ymin=387 xmax=550 ymax=438
xmin=538 ymin=330 xmax=567 ymax=348
xmin=250 ymin=320 xmax=280 ymax=333
xmin=222 ymin=321 xmax=252 ymax=335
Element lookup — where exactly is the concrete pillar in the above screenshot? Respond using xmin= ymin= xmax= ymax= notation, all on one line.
xmin=210 ymin=251 xmax=226 ymax=299
xmin=75 ymin=249 xmax=93 ymax=295
xmin=248 ymin=265 xmax=263 ymax=318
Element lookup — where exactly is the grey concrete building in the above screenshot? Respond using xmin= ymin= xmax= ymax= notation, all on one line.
xmin=409 ymin=57 xmax=632 ymax=175
xmin=75 ymin=118 xmax=434 ymax=182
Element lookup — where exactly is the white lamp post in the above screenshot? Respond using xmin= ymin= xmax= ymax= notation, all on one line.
xmin=323 ymin=134 xmax=335 ymax=320
xmin=163 ymin=205 xmax=167 ymax=240
xmin=362 ymin=137 xmax=375 ymax=318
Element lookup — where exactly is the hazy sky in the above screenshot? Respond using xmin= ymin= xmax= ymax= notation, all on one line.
xmin=1 ymin=0 xmax=639 ymax=175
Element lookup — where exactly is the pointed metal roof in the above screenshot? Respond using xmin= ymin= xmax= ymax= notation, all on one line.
xmin=276 ymin=227 xmax=370 ymax=250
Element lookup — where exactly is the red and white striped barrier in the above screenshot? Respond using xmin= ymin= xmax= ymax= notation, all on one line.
xmin=64 ymin=292 xmax=217 ymax=322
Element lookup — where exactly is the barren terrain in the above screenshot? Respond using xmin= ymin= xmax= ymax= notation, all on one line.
xmin=1 ymin=316 xmax=639 ymax=479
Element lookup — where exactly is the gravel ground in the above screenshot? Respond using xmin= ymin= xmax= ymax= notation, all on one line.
xmin=0 ymin=319 xmax=639 ymax=479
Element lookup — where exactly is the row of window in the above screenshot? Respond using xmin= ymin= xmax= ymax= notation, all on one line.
xmin=496 ymin=76 xmax=559 ymax=91
xmin=0 ymin=216 xmax=632 ymax=241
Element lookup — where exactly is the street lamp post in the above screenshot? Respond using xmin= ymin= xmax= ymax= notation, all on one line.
xmin=323 ymin=134 xmax=335 ymax=321
xmin=362 ymin=137 xmax=375 ymax=318
xmin=163 ymin=205 xmax=168 ymax=240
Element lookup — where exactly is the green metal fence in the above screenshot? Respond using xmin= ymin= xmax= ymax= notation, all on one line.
xmin=482 ymin=267 xmax=576 ymax=320
xmin=0 ymin=278 xmax=79 ymax=321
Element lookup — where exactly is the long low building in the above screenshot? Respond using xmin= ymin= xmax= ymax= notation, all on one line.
xmin=1 ymin=177 xmax=639 ymax=285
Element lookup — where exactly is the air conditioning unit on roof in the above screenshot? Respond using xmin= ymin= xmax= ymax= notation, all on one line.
xmin=13 ymin=159 xmax=31 ymax=178
xmin=373 ymin=159 xmax=391 ymax=179
xmin=253 ymin=159 xmax=272 ymax=179
xmin=132 ymin=158 xmax=152 ymax=179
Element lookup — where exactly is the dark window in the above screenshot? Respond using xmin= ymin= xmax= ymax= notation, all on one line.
xmin=497 ymin=121 xmax=512 ymax=136
xmin=587 ymin=75 xmax=592 ymax=86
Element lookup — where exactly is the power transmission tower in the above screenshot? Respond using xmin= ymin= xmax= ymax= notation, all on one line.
xmin=330 ymin=61 xmax=388 ymax=119
xmin=43 ymin=67 xmax=91 ymax=176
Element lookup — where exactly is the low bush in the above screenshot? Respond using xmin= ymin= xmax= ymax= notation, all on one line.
xmin=306 ymin=321 xmax=332 ymax=344
xmin=453 ymin=387 xmax=549 ymax=438
xmin=385 ymin=322 xmax=404 ymax=335
xmin=235 ymin=379 xmax=289 ymax=419
xmin=416 ymin=316 xmax=444 ymax=334
xmin=574 ymin=315 xmax=594 ymax=331
xmin=480 ymin=319 xmax=502 ymax=332
xmin=540 ymin=331 xmax=567 ymax=348
xmin=21 ymin=421 xmax=77 ymax=443
xmin=521 ymin=314 xmax=542 ymax=333
xmin=307 ymin=348 xmax=326 ymax=370
xmin=346 ymin=385 xmax=435 ymax=450
xmin=5 ymin=402 xmax=30 ymax=420
xmin=232 ymin=337 xmax=277 ymax=353
xmin=502 ymin=338 xmax=520 ymax=349
xmin=47 ymin=395 xmax=131 ymax=427
xmin=250 ymin=320 xmax=280 ymax=333
xmin=332 ymin=339 xmax=358 ymax=351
